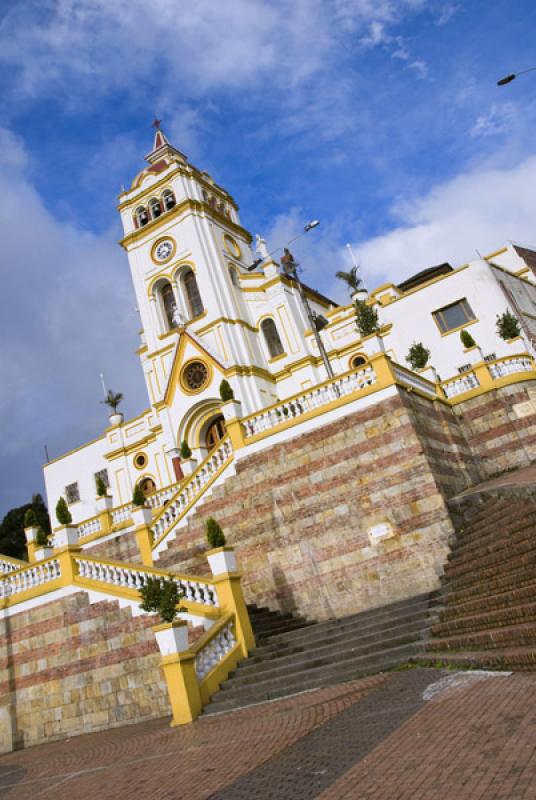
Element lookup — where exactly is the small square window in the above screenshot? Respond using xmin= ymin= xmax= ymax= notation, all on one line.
xmin=94 ymin=469 xmax=109 ymax=489
xmin=65 ymin=482 xmax=80 ymax=505
xmin=433 ymin=299 xmax=476 ymax=333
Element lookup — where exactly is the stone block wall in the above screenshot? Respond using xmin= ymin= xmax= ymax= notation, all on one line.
xmin=157 ymin=391 xmax=456 ymax=622
xmin=88 ymin=528 xmax=141 ymax=563
xmin=0 ymin=592 xmax=170 ymax=750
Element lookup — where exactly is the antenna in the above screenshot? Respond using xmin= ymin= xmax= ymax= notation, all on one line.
xmin=346 ymin=243 xmax=360 ymax=270
xmin=44 ymin=445 xmax=50 ymax=463
xmin=99 ymin=373 xmax=108 ymax=400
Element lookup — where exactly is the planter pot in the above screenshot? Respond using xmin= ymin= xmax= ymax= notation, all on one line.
xmin=221 ymin=399 xmax=242 ymax=422
xmin=504 ymin=336 xmax=526 ymax=353
xmin=108 ymin=412 xmax=123 ymax=427
xmin=34 ymin=547 xmax=54 ymax=561
xmin=360 ymin=334 xmax=385 ymax=357
xmin=181 ymin=458 xmax=198 ymax=477
xmin=351 ymin=289 xmax=369 ymax=303
xmin=54 ymin=526 xmax=79 ymax=549
xmin=95 ymin=495 xmax=113 ymax=513
xmin=415 ymin=365 xmax=439 ymax=383
xmin=153 ymin=620 xmax=189 ymax=656
xmin=24 ymin=525 xmax=40 ymax=545
xmin=132 ymin=506 xmax=153 ymax=527
xmin=206 ymin=547 xmax=237 ymax=576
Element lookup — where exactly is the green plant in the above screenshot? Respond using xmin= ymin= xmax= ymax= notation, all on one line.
xmin=406 ymin=342 xmax=431 ymax=370
xmin=139 ymin=576 xmax=184 ymax=623
xmin=335 ymin=266 xmax=364 ymax=293
xmin=219 ymin=379 xmax=234 ymax=402
xmin=460 ymin=329 xmax=476 ymax=348
xmin=180 ymin=440 xmax=192 ymax=459
xmin=132 ymin=484 xmax=146 ymax=507
xmin=206 ymin=517 xmax=226 ymax=549
xmin=354 ymin=299 xmax=379 ymax=338
xmin=95 ymin=476 xmax=107 ymax=497
xmin=101 ymin=389 xmax=123 ymax=413
xmin=35 ymin=528 xmax=49 ymax=548
xmin=55 ymin=497 xmax=72 ymax=526
xmin=24 ymin=509 xmax=36 ymax=528
xmin=496 ymin=309 xmax=521 ymax=340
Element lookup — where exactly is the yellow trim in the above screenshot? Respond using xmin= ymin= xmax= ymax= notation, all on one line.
xmin=133 ymin=452 xmax=149 ymax=470
xmin=484 ymin=246 xmax=508 ymax=260
xmin=223 ymin=233 xmax=242 ymax=259
xmin=150 ymin=236 xmax=177 ymax=265
xmin=488 ymin=261 xmax=535 ymax=287
xmin=268 ymin=352 xmax=287 ymax=364
xmin=438 ymin=318 xmax=479 ymax=338
xmin=387 ymin=263 xmax=471 ymax=304
xmin=119 ymin=168 xmax=185 ymax=209
xmin=43 ymin=432 xmax=105 ymax=468
xmin=105 ymin=429 xmax=162 ymax=461
xmin=194 ymin=316 xmax=258 ymax=335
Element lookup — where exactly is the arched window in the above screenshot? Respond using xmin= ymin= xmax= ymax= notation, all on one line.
xmin=139 ymin=477 xmax=156 ymax=497
xmin=206 ymin=416 xmax=227 ymax=451
xmin=160 ymin=282 xmax=177 ymax=331
xmin=351 ymin=354 xmax=367 ymax=369
xmin=162 ymin=190 xmax=176 ymax=211
xmin=261 ymin=318 xmax=285 ymax=359
xmin=149 ymin=198 xmax=162 ymax=219
xmin=135 ymin=206 xmax=149 ymax=227
xmin=182 ymin=270 xmax=204 ymax=319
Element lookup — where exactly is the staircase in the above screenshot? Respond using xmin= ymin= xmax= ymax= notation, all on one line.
xmin=204 ymin=593 xmax=438 ymax=714
xmin=419 ymin=490 xmax=536 ymax=671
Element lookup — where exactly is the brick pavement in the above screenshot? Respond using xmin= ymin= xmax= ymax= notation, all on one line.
xmin=0 ymin=669 xmax=535 ymax=799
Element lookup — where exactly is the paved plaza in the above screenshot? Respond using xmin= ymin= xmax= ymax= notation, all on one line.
xmin=0 ymin=668 xmax=534 ymax=799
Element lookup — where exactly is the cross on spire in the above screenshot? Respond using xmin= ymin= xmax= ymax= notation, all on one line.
xmin=152 ymin=118 xmax=162 ymax=130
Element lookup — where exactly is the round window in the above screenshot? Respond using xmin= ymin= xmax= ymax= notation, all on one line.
xmin=351 ymin=355 xmax=367 ymax=369
xmin=134 ymin=452 xmax=148 ymax=470
xmin=223 ymin=234 xmax=241 ymax=259
xmin=182 ymin=360 xmax=209 ymax=392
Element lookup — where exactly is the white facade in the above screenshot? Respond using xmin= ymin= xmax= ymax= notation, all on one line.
xmin=43 ymin=128 xmax=536 ymax=526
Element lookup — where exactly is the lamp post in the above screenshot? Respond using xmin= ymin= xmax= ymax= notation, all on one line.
xmin=497 ymin=67 xmax=536 ymax=86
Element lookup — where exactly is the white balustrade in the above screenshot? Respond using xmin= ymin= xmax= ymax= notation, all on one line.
xmin=74 ymin=558 xmax=219 ymax=608
xmin=243 ymin=365 xmax=377 ymax=439
xmin=0 ymin=559 xmax=23 ymax=575
xmin=146 ymin=485 xmax=177 ymax=509
xmin=78 ymin=517 xmax=102 ymax=539
xmin=488 ymin=356 xmax=533 ymax=380
xmin=195 ymin=619 xmax=237 ymax=680
xmin=111 ymin=503 xmax=134 ymax=525
xmin=0 ymin=559 xmax=61 ymax=599
xmin=151 ymin=439 xmax=233 ymax=542
xmin=392 ymin=366 xmax=438 ymax=398
xmin=442 ymin=371 xmax=480 ymax=398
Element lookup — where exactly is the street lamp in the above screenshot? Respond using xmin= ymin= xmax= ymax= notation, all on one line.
xmin=497 ymin=67 xmax=536 ymax=86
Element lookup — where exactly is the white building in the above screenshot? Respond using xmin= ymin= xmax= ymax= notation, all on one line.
xmin=43 ymin=127 xmax=536 ymax=527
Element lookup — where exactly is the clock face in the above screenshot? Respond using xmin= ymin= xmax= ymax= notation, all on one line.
xmin=154 ymin=239 xmax=174 ymax=262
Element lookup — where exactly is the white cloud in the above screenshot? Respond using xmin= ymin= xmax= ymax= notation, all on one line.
xmin=350 ymin=156 xmax=536 ymax=285
xmin=470 ymin=103 xmax=516 ymax=138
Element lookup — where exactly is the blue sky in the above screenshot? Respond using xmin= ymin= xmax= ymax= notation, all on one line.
xmin=1 ymin=0 xmax=536 ymax=517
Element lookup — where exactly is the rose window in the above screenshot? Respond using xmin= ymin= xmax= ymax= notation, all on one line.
xmin=183 ymin=361 xmax=209 ymax=391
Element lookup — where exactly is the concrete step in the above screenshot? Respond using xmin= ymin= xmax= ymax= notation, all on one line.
xmin=445 ymin=516 xmax=536 ymax=575
xmin=440 ymin=582 xmax=536 ymax=622
xmin=432 ymin=600 xmax=536 ymax=638
xmin=444 ymin=530 xmax=536 ymax=581
xmin=415 ymin=645 xmax=536 ymax=672
xmin=445 ymin=548 xmax=536 ymax=594
xmin=425 ymin=620 xmax=536 ymax=653
xmin=455 ymin=504 xmax=536 ymax=551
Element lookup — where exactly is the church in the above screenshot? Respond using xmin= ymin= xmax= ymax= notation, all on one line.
xmin=1 ymin=126 xmax=536 ymax=750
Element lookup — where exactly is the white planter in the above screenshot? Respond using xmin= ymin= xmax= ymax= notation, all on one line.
xmin=504 ymin=336 xmax=526 ymax=353
xmin=34 ymin=547 xmax=54 ymax=561
xmin=54 ymin=526 xmax=79 ymax=548
xmin=221 ymin=399 xmax=242 ymax=421
xmin=351 ymin=289 xmax=369 ymax=303
xmin=153 ymin=621 xmax=189 ymax=656
xmin=109 ymin=412 xmax=123 ymax=427
xmin=360 ymin=334 xmax=385 ymax=357
xmin=207 ymin=547 xmax=237 ymax=576
xmin=24 ymin=525 xmax=39 ymax=544
xmin=181 ymin=458 xmax=198 ymax=477
xmin=132 ymin=506 xmax=153 ymax=527
xmin=416 ymin=365 xmax=439 ymax=383
xmin=95 ymin=495 xmax=113 ymax=513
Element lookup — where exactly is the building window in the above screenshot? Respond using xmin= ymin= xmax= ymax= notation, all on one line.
xmin=94 ymin=469 xmax=109 ymax=489
xmin=183 ymin=270 xmax=204 ymax=318
xmin=134 ymin=452 xmax=148 ymax=470
xmin=261 ymin=318 xmax=285 ymax=359
xmin=162 ymin=190 xmax=176 ymax=211
xmin=135 ymin=206 xmax=149 ymax=227
xmin=65 ymin=482 xmax=80 ymax=505
xmin=149 ymin=198 xmax=162 ymax=219
xmin=182 ymin=360 xmax=209 ymax=392
xmin=433 ymin=299 xmax=476 ymax=333
xmin=160 ymin=282 xmax=178 ymax=330
xmin=139 ymin=477 xmax=156 ymax=496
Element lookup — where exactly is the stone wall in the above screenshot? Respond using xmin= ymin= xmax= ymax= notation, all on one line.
xmin=89 ymin=528 xmax=141 ymax=563
xmin=0 ymin=592 xmax=170 ymax=750
xmin=157 ymin=391 xmax=456 ymax=622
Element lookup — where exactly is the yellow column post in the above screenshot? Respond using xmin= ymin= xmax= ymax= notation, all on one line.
xmin=160 ymin=652 xmax=203 ymax=725
xmin=135 ymin=524 xmax=154 ymax=567
xmin=26 ymin=542 xmax=37 ymax=564
xmin=224 ymin=417 xmax=246 ymax=451
xmin=208 ymin=548 xmax=255 ymax=657
xmin=368 ymin=351 xmax=397 ymax=388
xmin=55 ymin=545 xmax=81 ymax=586
xmin=472 ymin=361 xmax=495 ymax=392
xmin=24 ymin=527 xmax=38 ymax=563
xmin=98 ymin=509 xmax=112 ymax=536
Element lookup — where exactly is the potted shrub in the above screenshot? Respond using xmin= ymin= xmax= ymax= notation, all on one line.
xmin=23 ymin=509 xmax=39 ymax=545
xmin=460 ymin=329 xmax=477 ymax=349
xmin=139 ymin=576 xmax=187 ymax=656
xmin=335 ymin=266 xmax=368 ymax=302
xmin=95 ymin=476 xmax=113 ymax=513
xmin=496 ymin=310 xmax=522 ymax=342
xmin=180 ymin=440 xmax=197 ymax=477
xmin=102 ymin=389 xmax=124 ymax=426
xmin=219 ymin=380 xmax=242 ymax=421
xmin=34 ymin=527 xmax=54 ymax=561
xmin=406 ymin=342 xmax=431 ymax=371
xmin=205 ymin=518 xmax=237 ymax=575
xmin=460 ymin=329 xmax=483 ymax=364
xmin=131 ymin=484 xmax=152 ymax=527
xmin=54 ymin=497 xmax=79 ymax=548
xmin=354 ymin=300 xmax=385 ymax=355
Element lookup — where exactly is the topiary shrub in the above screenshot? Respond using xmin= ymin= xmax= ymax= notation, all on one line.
xmin=139 ymin=576 xmax=184 ymax=623
xmin=180 ymin=440 xmax=192 ymax=459
xmin=219 ymin=380 xmax=234 ymax=402
xmin=95 ymin=476 xmax=107 ymax=497
xmin=354 ymin=299 xmax=380 ymax=338
xmin=460 ymin=329 xmax=476 ymax=348
xmin=132 ymin=484 xmax=146 ymax=507
xmin=35 ymin=528 xmax=49 ymax=548
xmin=24 ymin=509 xmax=36 ymax=528
xmin=55 ymin=497 xmax=72 ymax=526
xmin=406 ymin=342 xmax=431 ymax=370
xmin=496 ymin=310 xmax=521 ymax=340
xmin=206 ymin=517 xmax=226 ymax=549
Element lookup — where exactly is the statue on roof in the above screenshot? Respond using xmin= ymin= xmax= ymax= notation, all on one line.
xmin=255 ymin=234 xmax=270 ymax=260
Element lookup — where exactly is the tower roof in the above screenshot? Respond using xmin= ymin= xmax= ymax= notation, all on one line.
xmin=144 ymin=122 xmax=188 ymax=166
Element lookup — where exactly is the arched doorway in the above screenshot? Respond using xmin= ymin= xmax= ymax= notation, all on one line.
xmin=206 ymin=415 xmax=227 ymax=451
xmin=138 ymin=477 xmax=156 ymax=497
